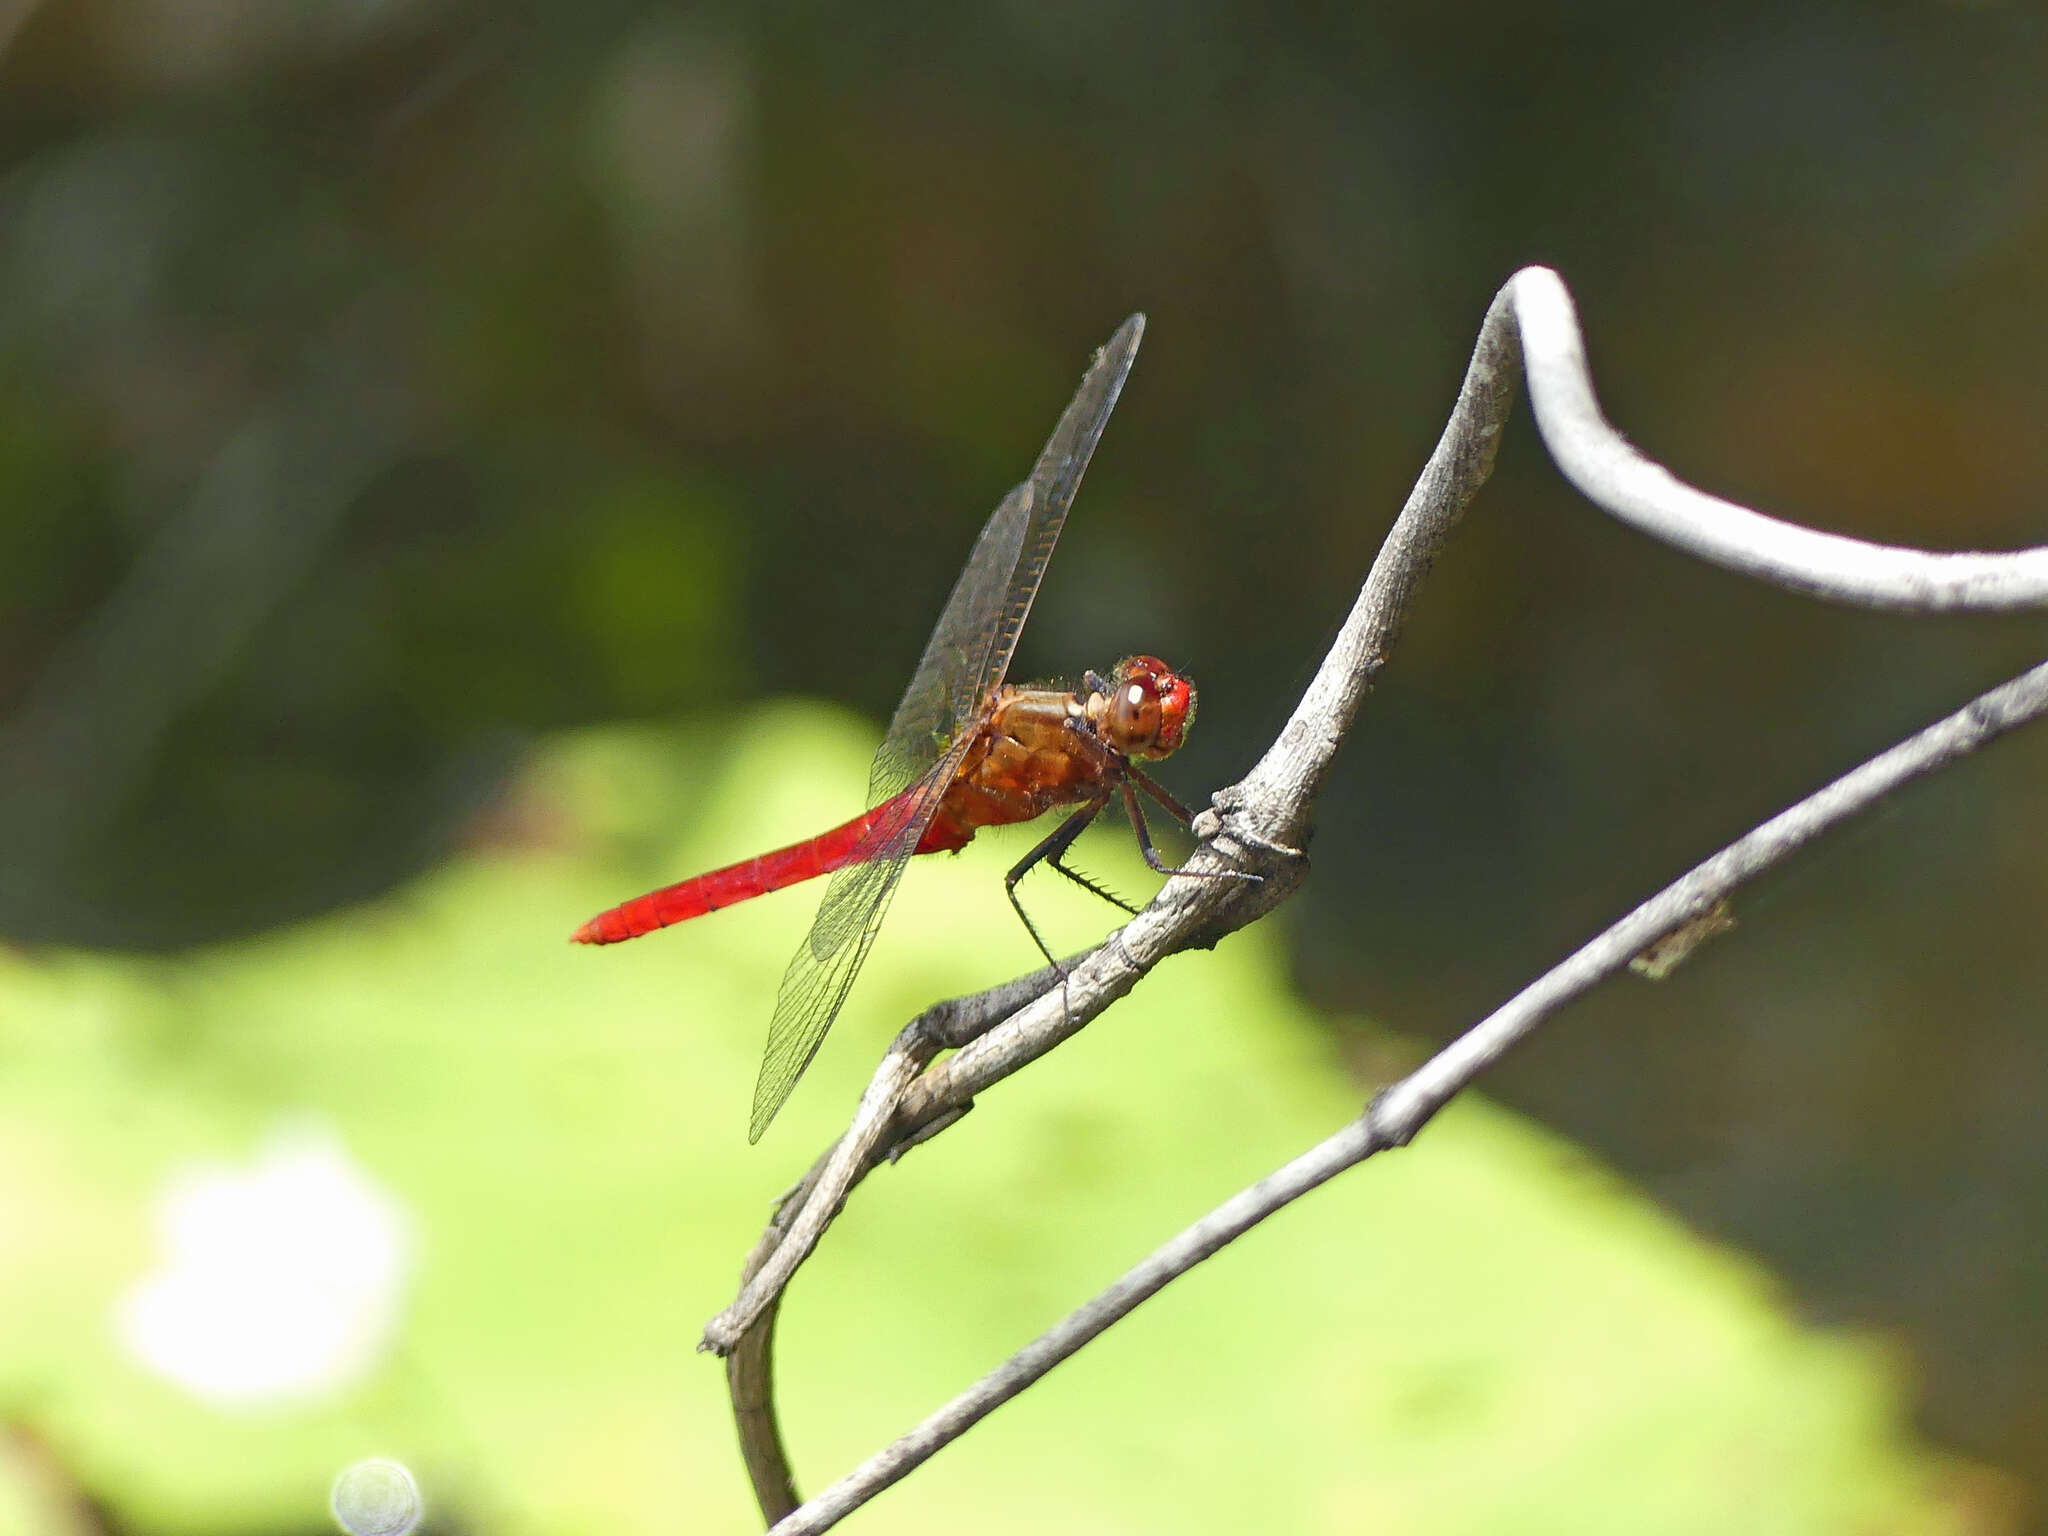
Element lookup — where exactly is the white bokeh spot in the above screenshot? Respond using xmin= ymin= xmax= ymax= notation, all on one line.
xmin=330 ymin=1457 xmax=424 ymax=1536
xmin=117 ymin=1119 xmax=414 ymax=1408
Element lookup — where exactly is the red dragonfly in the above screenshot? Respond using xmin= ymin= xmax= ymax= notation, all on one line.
xmin=576 ymin=315 xmax=1234 ymax=1140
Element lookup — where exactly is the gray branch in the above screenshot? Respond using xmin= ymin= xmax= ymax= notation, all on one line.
xmin=1515 ymin=270 xmax=2048 ymax=612
xmin=722 ymin=265 xmax=2048 ymax=1532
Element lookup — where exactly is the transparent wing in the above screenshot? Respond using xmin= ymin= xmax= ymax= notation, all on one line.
xmin=750 ymin=313 xmax=1146 ymax=1141
xmin=866 ymin=312 xmax=1147 ymax=808
xmin=747 ymin=755 xmax=965 ymax=1142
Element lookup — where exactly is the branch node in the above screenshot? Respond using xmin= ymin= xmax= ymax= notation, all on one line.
xmin=1201 ymin=786 xmax=1311 ymax=866
xmin=1363 ymin=1087 xmax=1420 ymax=1150
xmin=889 ymin=1102 xmax=972 ymax=1160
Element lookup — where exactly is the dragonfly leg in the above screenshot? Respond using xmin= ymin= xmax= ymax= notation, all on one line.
xmin=1006 ymin=795 xmax=1126 ymax=968
xmin=1040 ymin=802 xmax=1143 ymax=916
xmin=1124 ymin=762 xmax=1195 ymax=826
xmin=1119 ymin=778 xmax=1264 ymax=884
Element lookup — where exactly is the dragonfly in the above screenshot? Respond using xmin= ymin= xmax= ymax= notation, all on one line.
xmin=575 ymin=314 xmax=1241 ymax=1140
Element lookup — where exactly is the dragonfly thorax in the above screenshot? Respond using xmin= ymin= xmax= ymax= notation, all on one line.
xmin=1086 ymin=654 xmax=1195 ymax=761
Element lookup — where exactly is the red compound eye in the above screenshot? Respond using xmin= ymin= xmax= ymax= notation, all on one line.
xmin=1106 ymin=655 xmax=1195 ymax=759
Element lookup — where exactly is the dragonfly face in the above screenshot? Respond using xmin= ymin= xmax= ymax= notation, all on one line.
xmin=1087 ymin=654 xmax=1196 ymax=761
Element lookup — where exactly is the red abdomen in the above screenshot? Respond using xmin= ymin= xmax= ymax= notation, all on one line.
xmin=572 ymin=794 xmax=971 ymax=945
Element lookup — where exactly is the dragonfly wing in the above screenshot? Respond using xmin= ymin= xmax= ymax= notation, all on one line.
xmin=867 ymin=313 xmax=1146 ymax=808
xmin=868 ymin=479 xmax=1036 ymax=807
xmin=747 ymin=759 xmax=969 ymax=1141
xmin=755 ymin=315 xmax=1146 ymax=1141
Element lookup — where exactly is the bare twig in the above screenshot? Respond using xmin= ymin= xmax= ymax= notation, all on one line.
xmin=721 ymin=960 xmax=1086 ymax=1522
xmin=708 ymin=963 xmax=1075 ymax=1356
xmin=1513 ymin=269 xmax=2048 ymax=611
xmin=723 ymin=266 xmax=2048 ymax=1530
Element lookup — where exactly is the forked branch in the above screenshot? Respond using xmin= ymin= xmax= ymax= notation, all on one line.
xmin=724 ymin=266 xmax=2048 ymax=1532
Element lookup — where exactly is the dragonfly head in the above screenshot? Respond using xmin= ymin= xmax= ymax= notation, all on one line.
xmin=1094 ymin=655 xmax=1196 ymax=761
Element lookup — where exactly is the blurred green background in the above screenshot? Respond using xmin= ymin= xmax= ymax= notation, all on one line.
xmin=2 ymin=0 xmax=2047 ymax=1530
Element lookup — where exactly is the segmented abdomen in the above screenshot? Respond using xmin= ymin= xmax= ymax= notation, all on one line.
xmin=571 ymin=792 xmax=969 ymax=944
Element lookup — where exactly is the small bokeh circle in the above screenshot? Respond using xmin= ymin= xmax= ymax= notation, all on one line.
xmin=330 ymin=1458 xmax=423 ymax=1536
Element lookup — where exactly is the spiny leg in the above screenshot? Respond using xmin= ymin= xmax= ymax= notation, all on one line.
xmin=1005 ymin=795 xmax=1118 ymax=969
xmin=1046 ymin=833 xmax=1141 ymax=917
